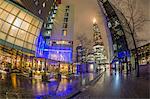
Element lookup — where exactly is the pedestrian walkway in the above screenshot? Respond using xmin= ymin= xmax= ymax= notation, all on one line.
xmin=0 ymin=71 xmax=103 ymax=98
xmin=75 ymin=70 xmax=149 ymax=99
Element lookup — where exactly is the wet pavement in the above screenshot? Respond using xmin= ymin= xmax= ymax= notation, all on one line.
xmin=75 ymin=68 xmax=150 ymax=99
xmin=0 ymin=72 xmax=101 ymax=98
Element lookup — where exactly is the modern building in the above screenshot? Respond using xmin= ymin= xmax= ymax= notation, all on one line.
xmin=76 ymin=44 xmax=87 ymax=73
xmin=76 ymin=44 xmax=86 ymax=64
xmin=0 ymin=0 xmax=62 ymax=75
xmin=87 ymin=51 xmax=95 ymax=63
xmin=36 ymin=3 xmax=74 ymax=64
xmin=93 ymin=20 xmax=107 ymax=67
xmin=0 ymin=0 xmax=44 ymax=71
xmin=131 ymin=43 xmax=150 ymax=65
xmin=98 ymin=0 xmax=130 ymax=70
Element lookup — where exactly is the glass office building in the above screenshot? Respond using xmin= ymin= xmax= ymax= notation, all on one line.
xmin=0 ymin=0 xmax=43 ymax=72
xmin=0 ymin=0 xmax=43 ymax=53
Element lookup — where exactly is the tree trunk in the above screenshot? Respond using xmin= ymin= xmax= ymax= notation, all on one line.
xmin=131 ymin=33 xmax=139 ymax=77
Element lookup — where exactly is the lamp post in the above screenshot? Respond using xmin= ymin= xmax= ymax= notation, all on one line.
xmin=93 ymin=17 xmax=97 ymax=24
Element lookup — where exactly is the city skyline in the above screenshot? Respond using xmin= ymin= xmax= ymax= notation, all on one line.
xmin=0 ymin=0 xmax=149 ymax=98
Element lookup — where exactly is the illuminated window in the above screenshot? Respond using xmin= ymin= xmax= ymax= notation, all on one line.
xmin=38 ymin=9 xmax=41 ymax=14
xmin=0 ymin=8 xmax=2 ymax=14
xmin=25 ymin=33 xmax=29 ymax=41
xmin=27 ymin=43 xmax=33 ymax=49
xmin=24 ymin=42 xmax=32 ymax=49
xmin=6 ymin=14 xmax=15 ymax=24
xmin=0 ymin=32 xmax=7 ymax=40
xmin=31 ymin=26 xmax=37 ymax=34
xmin=35 ymin=1 xmax=38 ymax=6
xmin=64 ymin=18 xmax=68 ymax=22
xmin=9 ymin=26 xmax=19 ymax=37
xmin=0 ymin=0 xmax=43 ymax=51
xmin=28 ymin=34 xmax=35 ymax=43
xmin=27 ymin=25 xmax=32 ymax=33
xmin=38 ymin=22 xmax=43 ymax=28
xmin=21 ymin=21 xmax=29 ymax=31
xmin=65 ymin=13 xmax=69 ymax=17
xmin=62 ymin=30 xmax=67 ymax=36
xmin=33 ymin=37 xmax=37 ymax=45
xmin=43 ymin=2 xmax=46 ymax=7
xmin=24 ymin=14 xmax=33 ymax=23
xmin=54 ymin=10 xmax=56 ymax=14
xmin=17 ymin=29 xmax=26 ymax=40
xmin=0 ymin=19 xmax=4 ymax=29
xmin=66 ymin=6 xmax=70 ymax=8
xmin=15 ymin=39 xmax=24 ymax=47
xmin=18 ymin=11 xmax=26 ymax=19
xmin=47 ymin=24 xmax=52 ymax=29
xmin=0 ymin=0 xmax=4 ymax=5
xmin=0 ymin=1 xmax=8 ymax=9
xmin=5 ymin=4 xmax=14 ymax=12
xmin=6 ymin=36 xmax=15 ymax=43
xmin=47 ymin=31 xmax=51 ymax=35
xmin=31 ymin=18 xmax=39 ymax=27
xmin=0 ymin=10 xmax=9 ymax=20
xmin=1 ymin=22 xmax=11 ymax=33
xmin=11 ymin=7 xmax=20 ymax=15
xmin=52 ymin=13 xmax=55 ymax=18
xmin=63 ymin=23 xmax=67 ymax=28
xmin=50 ymin=19 xmax=54 ymax=23
xmin=13 ymin=18 xmax=23 ymax=27
xmin=65 ymin=9 xmax=69 ymax=13
xmin=54 ymin=5 xmax=57 ymax=9
xmin=32 ymin=45 xmax=36 ymax=50
xmin=35 ymin=28 xmax=40 ymax=36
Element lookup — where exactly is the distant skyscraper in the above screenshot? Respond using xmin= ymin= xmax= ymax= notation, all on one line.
xmin=93 ymin=20 xmax=107 ymax=69
xmin=76 ymin=44 xmax=86 ymax=64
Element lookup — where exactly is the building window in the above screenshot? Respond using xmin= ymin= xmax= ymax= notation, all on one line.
xmin=65 ymin=9 xmax=69 ymax=13
xmin=35 ymin=1 xmax=38 ymax=6
xmin=38 ymin=9 xmax=41 ymax=14
xmin=54 ymin=5 xmax=58 ymax=10
xmin=43 ymin=2 xmax=46 ymax=7
xmin=54 ymin=10 xmax=57 ymax=14
xmin=66 ymin=6 xmax=70 ymax=8
xmin=47 ymin=24 xmax=52 ymax=29
xmin=64 ymin=18 xmax=68 ymax=22
xmin=62 ymin=30 xmax=67 ymax=36
xmin=63 ymin=23 xmax=67 ymax=28
xmin=65 ymin=13 xmax=69 ymax=17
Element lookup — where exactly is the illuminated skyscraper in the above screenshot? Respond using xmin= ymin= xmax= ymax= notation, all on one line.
xmin=93 ymin=20 xmax=107 ymax=69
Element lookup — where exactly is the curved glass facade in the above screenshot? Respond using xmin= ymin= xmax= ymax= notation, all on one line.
xmin=0 ymin=0 xmax=43 ymax=53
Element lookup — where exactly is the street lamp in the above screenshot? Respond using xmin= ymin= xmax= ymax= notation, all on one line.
xmin=93 ymin=17 xmax=97 ymax=24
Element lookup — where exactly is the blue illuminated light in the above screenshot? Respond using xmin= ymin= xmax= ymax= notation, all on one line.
xmin=118 ymin=51 xmax=130 ymax=58
xmin=35 ymin=33 xmax=73 ymax=63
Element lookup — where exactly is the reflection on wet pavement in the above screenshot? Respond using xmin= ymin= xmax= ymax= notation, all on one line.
xmin=0 ymin=72 xmax=99 ymax=98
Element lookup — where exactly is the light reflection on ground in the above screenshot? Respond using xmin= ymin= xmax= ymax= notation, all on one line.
xmin=0 ymin=72 xmax=99 ymax=98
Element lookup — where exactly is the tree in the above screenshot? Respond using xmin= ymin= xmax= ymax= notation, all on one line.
xmin=110 ymin=0 xmax=146 ymax=77
xmin=76 ymin=33 xmax=93 ymax=62
xmin=76 ymin=33 xmax=93 ymax=53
